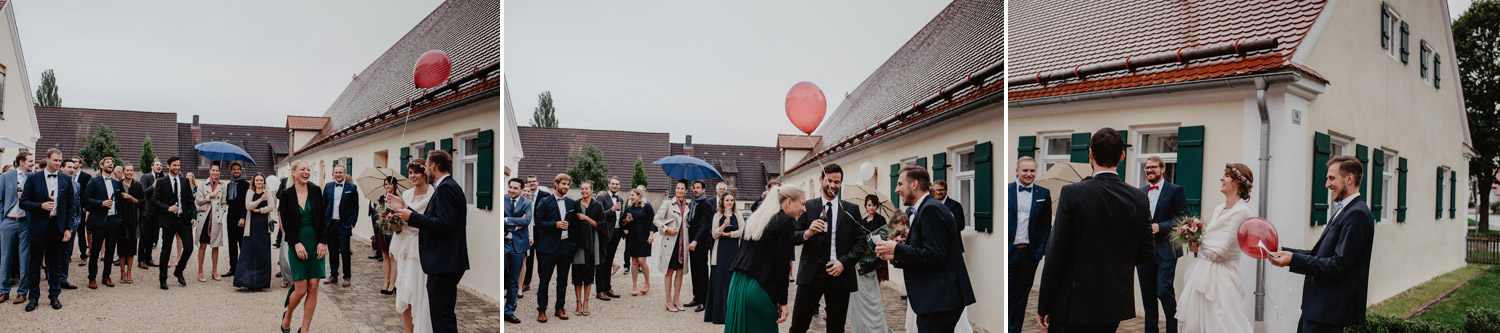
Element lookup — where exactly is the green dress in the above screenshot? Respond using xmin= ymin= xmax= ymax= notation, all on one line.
xmin=287 ymin=194 xmax=326 ymax=281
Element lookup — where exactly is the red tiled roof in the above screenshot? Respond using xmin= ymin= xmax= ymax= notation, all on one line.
xmin=776 ymin=134 xmax=819 ymax=150
xmin=286 ymin=116 xmax=329 ymax=131
xmin=1008 ymin=0 xmax=1327 ymax=101
xmin=35 ymin=106 xmax=181 ymax=168
xmin=517 ymin=127 xmax=673 ymax=192
xmin=670 ymin=143 xmax=781 ymax=200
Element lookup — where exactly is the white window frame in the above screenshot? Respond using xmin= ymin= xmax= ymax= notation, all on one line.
xmin=457 ymin=132 xmax=480 ymax=208
xmin=1380 ymin=151 xmax=1397 ymax=224
xmin=1131 ymin=127 xmax=1179 ymax=187
xmin=1039 ymin=133 xmax=1072 ymax=176
xmin=1421 ymin=41 xmax=1434 ymax=84
xmin=1384 ymin=7 xmax=1401 ymax=61
xmin=1439 ymin=166 xmax=1449 ymax=220
xmin=952 ymin=146 xmax=976 ymax=229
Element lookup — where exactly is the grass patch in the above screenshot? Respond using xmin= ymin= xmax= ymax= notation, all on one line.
xmin=1473 ymin=218 xmax=1480 ymax=226
xmin=1370 ymin=265 xmax=1489 ymax=317
xmin=1415 ymin=265 xmax=1500 ymax=326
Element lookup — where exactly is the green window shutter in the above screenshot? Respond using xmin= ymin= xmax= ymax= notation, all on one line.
xmin=973 ymin=142 xmax=993 ymax=233
xmin=1069 ymin=132 xmax=1091 ymax=163
xmin=1178 ymin=126 xmax=1205 ymax=216
xmin=400 ymin=147 xmax=411 ymax=177
xmin=889 ymin=164 xmax=901 ymax=210
xmin=1356 ymin=144 xmax=1369 ymax=196
xmin=423 ymin=142 xmax=436 ymax=157
xmin=1437 ymin=167 xmax=1444 ymax=219
xmin=916 ymin=157 xmax=927 ymax=170
xmin=1312 ymin=132 xmax=1331 ymax=226
xmin=1397 ymin=157 xmax=1408 ymax=222
xmin=1450 ymin=170 xmax=1457 ymax=219
xmin=1018 ymin=136 xmax=1037 ymax=159
xmin=346 ymin=158 xmax=353 ymax=172
xmin=1399 ymin=21 xmax=1410 ymax=63
xmin=440 ymin=138 xmax=454 ymax=155
xmin=1381 ymin=2 xmax=1390 ymax=49
xmin=477 ymin=129 xmax=494 ymax=210
xmin=932 ymin=152 xmax=948 ymax=184
xmin=1372 ymin=149 xmax=1385 ymax=222
xmin=1116 ymin=129 xmax=1128 ymax=179
xmin=1434 ymin=55 xmax=1441 ymax=88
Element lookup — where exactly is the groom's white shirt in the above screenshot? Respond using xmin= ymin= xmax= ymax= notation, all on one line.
xmin=1328 ymin=192 xmax=1361 ymax=222
xmin=1013 ymin=181 xmax=1033 ymax=246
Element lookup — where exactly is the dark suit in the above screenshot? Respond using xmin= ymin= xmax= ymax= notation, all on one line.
xmin=521 ymin=190 xmax=551 ymax=289
xmin=532 ymin=191 xmax=576 ymax=313
xmin=1138 ymin=181 xmax=1188 ymax=333
xmin=73 ymin=172 xmax=92 ymax=259
xmin=893 ymin=194 xmax=976 ymax=332
xmin=687 ymin=194 xmax=714 ymax=305
xmin=154 ymin=174 xmax=197 ymax=283
xmin=1038 ymin=172 xmax=1153 ymax=331
xmin=594 ymin=190 xmax=622 ymax=294
xmin=137 ymin=172 xmax=162 ymax=263
xmin=504 ymin=195 xmax=531 ymax=317
xmin=942 ymin=197 xmax=966 ymax=233
xmin=224 ymin=177 xmax=249 ymax=274
xmin=1007 ymin=182 xmax=1051 ymax=333
xmin=19 ymin=170 xmax=74 ymax=301
xmin=322 ymin=181 xmax=359 ymax=280
xmin=789 ymin=196 xmax=866 ymax=333
xmin=1283 ymin=194 xmax=1374 ymax=331
xmin=82 ymin=176 xmax=124 ymax=281
xmin=404 ymin=175 xmax=469 ymax=333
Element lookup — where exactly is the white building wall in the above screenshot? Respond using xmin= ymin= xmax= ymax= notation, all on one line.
xmin=0 ymin=2 xmax=38 ymax=167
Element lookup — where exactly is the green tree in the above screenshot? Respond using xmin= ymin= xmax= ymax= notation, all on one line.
xmin=140 ymin=136 xmax=157 ymax=170
xmin=565 ymin=144 xmax=609 ymax=190
xmin=632 ymin=155 xmax=649 ymax=189
xmin=530 ymin=91 xmax=558 ymax=127
xmin=34 ymin=69 xmax=60 ymax=107
xmin=79 ymin=124 xmax=120 ymax=170
xmin=1456 ymin=0 xmax=1500 ymax=232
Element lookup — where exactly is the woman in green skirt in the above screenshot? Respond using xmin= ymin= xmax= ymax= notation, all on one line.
xmin=723 ymin=185 xmax=806 ymax=332
xmin=278 ymin=161 xmax=328 ymax=333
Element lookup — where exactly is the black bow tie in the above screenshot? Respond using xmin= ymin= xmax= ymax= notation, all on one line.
xmin=1018 ymin=186 xmax=1032 ymax=192
xmin=47 ymin=174 xmax=57 ymax=178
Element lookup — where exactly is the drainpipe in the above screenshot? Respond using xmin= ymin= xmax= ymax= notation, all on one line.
xmin=1254 ymin=77 xmax=1270 ymax=328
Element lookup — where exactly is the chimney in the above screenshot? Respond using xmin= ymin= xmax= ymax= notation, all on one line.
xmin=192 ymin=115 xmax=200 ymax=129
xmin=684 ymin=135 xmax=694 ymax=157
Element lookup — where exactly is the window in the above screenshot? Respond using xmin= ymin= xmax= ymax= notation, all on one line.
xmin=458 ymin=132 xmax=480 ymax=206
xmin=0 ymin=66 xmax=7 ymax=119
xmin=374 ymin=150 xmax=389 ymax=169
xmin=1133 ymin=128 xmax=1179 ymax=187
xmin=1381 ymin=152 xmax=1396 ymax=223
xmin=1421 ymin=41 xmax=1433 ymax=82
xmin=953 ymin=147 xmax=976 ymax=229
xmin=1329 ymin=136 xmax=1353 ymax=206
xmin=411 ymin=142 xmax=429 ymax=157
xmin=1382 ymin=6 xmax=1401 ymax=61
xmin=1040 ymin=134 xmax=1071 ymax=175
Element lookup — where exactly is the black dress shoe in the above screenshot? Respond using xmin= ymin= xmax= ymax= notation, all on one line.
xmin=176 ymin=275 xmax=187 ymax=286
xmin=694 ymin=305 xmax=705 ymax=312
xmin=221 ymin=272 xmax=234 ymax=277
xmin=49 ymin=298 xmax=61 ymax=310
xmin=60 ymin=283 xmax=77 ymax=290
xmin=683 ymin=301 xmax=700 ymax=307
xmin=24 ymin=300 xmax=36 ymax=312
xmin=505 ymin=314 xmax=523 ymax=323
xmin=367 ymin=255 xmax=381 ymax=259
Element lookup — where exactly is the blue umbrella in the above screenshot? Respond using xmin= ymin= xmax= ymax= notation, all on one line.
xmin=195 ymin=141 xmax=257 ymax=166
xmin=652 ymin=155 xmax=722 ymax=181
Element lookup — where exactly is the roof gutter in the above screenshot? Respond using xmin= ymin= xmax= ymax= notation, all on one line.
xmin=283 ymin=84 xmax=500 ymax=164
xmin=1009 ymin=71 xmax=1302 ymax=108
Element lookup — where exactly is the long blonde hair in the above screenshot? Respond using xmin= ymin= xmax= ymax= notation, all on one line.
xmin=739 ymin=185 xmax=803 ymax=241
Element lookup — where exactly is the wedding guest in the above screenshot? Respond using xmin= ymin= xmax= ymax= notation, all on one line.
xmin=82 ymin=157 xmax=123 ymax=289
xmin=571 ymin=180 xmax=604 ymax=317
xmin=520 ymin=175 xmax=543 ymax=294
xmin=384 ymin=150 xmax=469 ymax=333
xmin=376 ymin=177 xmax=400 ymax=295
xmin=790 ymin=163 xmax=866 ymax=333
xmin=623 ymin=186 xmax=654 ymax=296
xmin=594 ymin=176 xmax=624 ymax=300
xmin=723 ymin=185 xmax=804 ymax=332
xmin=323 ymin=164 xmax=360 ymax=288
xmin=0 ymin=152 xmax=31 ymax=303
xmin=280 ymin=160 xmax=329 ymax=333
xmin=193 ymin=162 xmax=228 ymax=282
xmin=1034 ymin=128 xmax=1152 ymax=332
xmin=503 ymin=174 xmax=527 ymax=324
xmin=155 ymin=157 xmax=196 ymax=290
xmin=1007 ymin=156 xmax=1050 ymax=333
xmin=397 ymin=160 xmax=436 ymax=330
xmin=224 ymin=162 xmax=249 ymax=278
xmin=850 ymin=194 xmax=890 ymax=333
xmin=684 ymin=181 xmax=715 ymax=313
xmin=1139 ymin=156 xmax=1189 ymax=333
xmin=703 ymin=193 xmax=740 ymax=324
xmin=532 ymin=173 xmax=575 ymax=322
xmin=19 ymin=148 xmax=74 ymax=311
xmin=57 ymin=158 xmax=80 ymax=289
xmin=656 ymin=180 xmax=691 ymax=312
xmin=932 ymin=180 xmax=965 ymax=234
xmin=1269 ymin=155 xmax=1375 ymax=332
xmin=115 ymin=164 xmax=144 ymax=284
xmin=137 ymin=160 xmax=163 ymax=269
xmin=271 ymin=175 xmax=292 ymax=289
xmin=233 ymin=173 xmax=275 ymax=290
xmin=175 ymin=171 xmax=197 ymax=270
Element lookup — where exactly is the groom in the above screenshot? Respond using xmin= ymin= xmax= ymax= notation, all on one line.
xmin=1269 ymin=155 xmax=1374 ymax=332
xmin=1036 ymin=128 xmax=1154 ymax=333
xmin=1138 ymin=156 xmax=1187 ymax=333
xmin=388 ymin=150 xmax=470 ymax=333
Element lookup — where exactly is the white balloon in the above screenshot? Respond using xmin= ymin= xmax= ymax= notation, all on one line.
xmin=859 ymin=162 xmax=876 ymax=181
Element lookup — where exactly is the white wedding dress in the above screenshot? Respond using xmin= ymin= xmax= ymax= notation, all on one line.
xmin=393 ymin=187 xmax=433 ymax=333
xmin=1176 ymin=200 xmax=1254 ymax=333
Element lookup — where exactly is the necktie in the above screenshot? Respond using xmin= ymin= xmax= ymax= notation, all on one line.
xmin=825 ymin=201 xmax=835 ymax=261
xmin=1017 ymin=186 xmax=1031 ymax=192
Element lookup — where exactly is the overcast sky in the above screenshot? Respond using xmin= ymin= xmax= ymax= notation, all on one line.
xmin=13 ymin=0 xmax=444 ymax=127
xmin=506 ymin=0 xmax=951 ymax=147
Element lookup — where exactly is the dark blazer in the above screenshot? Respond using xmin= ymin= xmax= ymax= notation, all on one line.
xmin=794 ymin=196 xmax=866 ymax=291
xmin=406 ymin=175 xmax=470 ymax=274
xmin=1008 ymin=182 xmax=1052 ymax=260
xmin=532 ymin=191 xmax=576 ymax=255
xmin=323 ymin=181 xmax=360 ymax=228
xmin=277 ymin=183 xmax=327 ymax=246
xmin=1037 ymin=172 xmax=1154 ymax=325
xmin=19 ymin=170 xmax=75 ymax=236
xmin=595 ymin=191 xmax=621 ymax=243
xmin=82 ymin=176 xmax=125 ymax=229
xmin=941 ymin=197 xmax=966 ymax=231
xmin=504 ymin=194 xmax=532 ymax=255
xmin=530 ymin=190 xmax=552 ymax=241
xmin=75 ymin=171 xmax=92 ymax=192
xmin=1284 ymin=195 xmax=1375 ymax=326
xmin=690 ymin=195 xmax=715 ymax=249
xmin=892 ymin=194 xmax=976 ymax=314
xmin=140 ymin=172 xmax=161 ymax=218
xmin=227 ymin=178 xmax=250 ymax=226
xmin=727 ymin=211 xmax=798 ymax=305
xmin=152 ymin=174 xmax=197 ymax=229
xmin=121 ymin=180 xmax=144 ymax=227
xmin=1142 ymin=181 xmax=1189 ymax=261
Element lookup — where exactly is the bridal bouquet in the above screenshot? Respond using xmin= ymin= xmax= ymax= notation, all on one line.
xmin=1168 ymin=215 xmax=1204 ymax=256
xmin=374 ymin=204 xmax=404 ymax=234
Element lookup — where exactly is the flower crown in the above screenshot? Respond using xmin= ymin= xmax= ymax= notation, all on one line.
xmin=1225 ymin=163 xmax=1252 ymax=191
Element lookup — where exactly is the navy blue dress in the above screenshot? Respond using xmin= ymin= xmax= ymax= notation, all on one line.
xmin=705 ymin=214 xmax=740 ymax=324
xmin=233 ymin=192 xmax=271 ymax=289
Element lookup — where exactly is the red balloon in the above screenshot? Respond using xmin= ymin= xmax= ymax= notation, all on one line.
xmin=785 ymin=81 xmax=826 ymax=135
xmin=1237 ymin=217 xmax=1279 ymax=259
xmin=414 ymin=50 xmax=452 ymax=89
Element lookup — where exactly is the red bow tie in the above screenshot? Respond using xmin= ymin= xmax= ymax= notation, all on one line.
xmin=1148 ymin=186 xmax=1160 ymax=191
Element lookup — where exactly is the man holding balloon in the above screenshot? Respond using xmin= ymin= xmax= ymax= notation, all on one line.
xmin=1268 ymin=155 xmax=1375 ymax=333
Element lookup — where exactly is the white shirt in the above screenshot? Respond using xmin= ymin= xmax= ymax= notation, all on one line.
xmin=104 ymin=177 xmax=116 ymax=216
xmin=610 ymin=191 xmax=622 ymax=228
xmin=332 ymin=181 xmax=345 ymax=220
xmin=557 ymin=195 xmax=569 ymax=240
xmin=821 ymin=196 xmax=839 ymax=261
xmin=45 ymin=170 xmax=59 ymax=217
xmin=1093 ymin=170 xmax=1117 ymax=178
xmin=1014 ymin=182 xmax=1033 ymax=246
xmin=1146 ymin=179 xmax=1163 ymax=218
xmin=8 ymin=172 xmax=26 ymax=219
xmin=1329 ymin=192 xmax=1362 ymax=223
xmin=909 ymin=193 xmax=930 ymax=226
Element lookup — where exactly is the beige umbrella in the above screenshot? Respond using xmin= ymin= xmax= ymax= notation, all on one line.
xmin=1033 ymin=162 xmax=1093 ymax=205
xmin=0 ymin=136 xmax=27 ymax=149
xmin=355 ymin=167 xmax=410 ymax=202
xmin=841 ymin=183 xmax=898 ymax=219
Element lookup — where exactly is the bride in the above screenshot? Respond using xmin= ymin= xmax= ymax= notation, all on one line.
xmin=1176 ymin=163 xmax=1255 ymax=333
